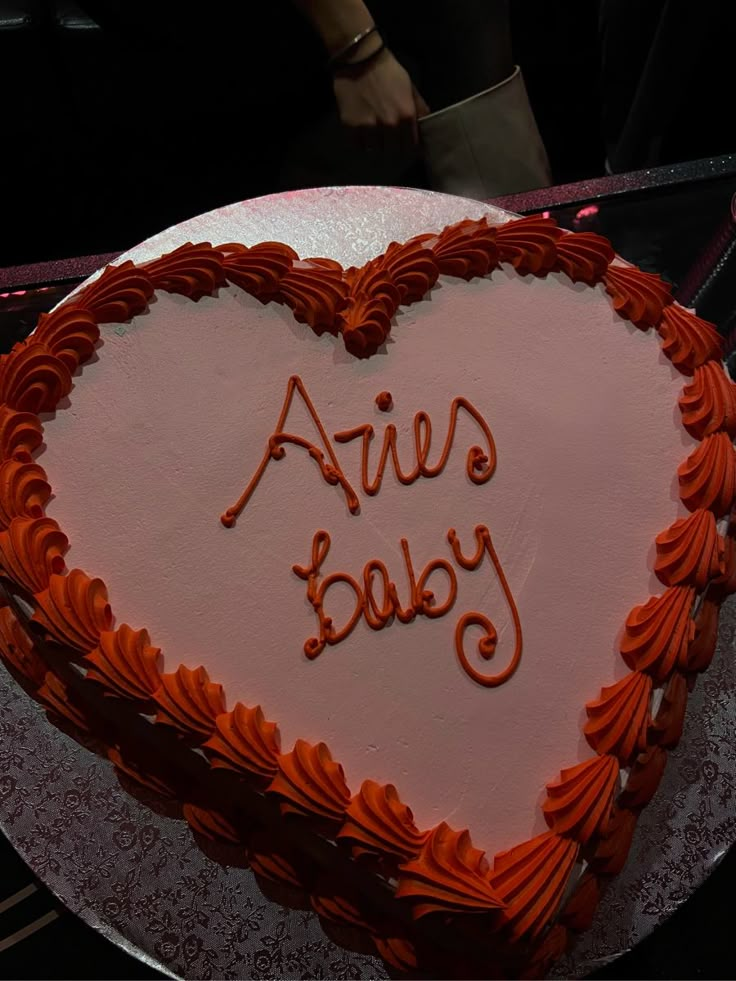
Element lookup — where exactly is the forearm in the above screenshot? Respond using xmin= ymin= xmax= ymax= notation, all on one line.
xmin=291 ymin=0 xmax=378 ymax=56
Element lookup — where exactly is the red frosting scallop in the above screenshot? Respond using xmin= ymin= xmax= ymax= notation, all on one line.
xmin=32 ymin=307 xmax=100 ymax=375
xmin=620 ymin=585 xmax=696 ymax=680
xmin=268 ymin=739 xmax=351 ymax=824
xmin=0 ymin=605 xmax=46 ymax=687
xmin=202 ymin=702 xmax=281 ymax=783
xmin=337 ymin=779 xmax=429 ymax=862
xmin=277 ymin=260 xmax=348 ymax=332
xmin=495 ymin=215 xmax=563 ymax=275
xmin=367 ymin=239 xmax=439 ymax=304
xmin=219 ymin=241 xmax=297 ymax=298
xmin=650 ymin=670 xmax=688 ymax=748
xmin=85 ymin=623 xmax=162 ymax=703
xmin=490 ymin=831 xmax=579 ymax=941
xmin=654 ymin=509 xmax=725 ymax=590
xmin=603 ymin=263 xmax=673 ymax=329
xmin=311 ymin=878 xmax=376 ymax=933
xmin=584 ymin=671 xmax=652 ymax=763
xmin=542 ymin=755 xmax=619 ymax=844
xmin=558 ymin=870 xmax=601 ymax=933
xmin=73 ymin=261 xmax=154 ymax=322
xmin=687 ymin=596 xmax=720 ymax=673
xmin=38 ymin=671 xmax=91 ymax=735
xmin=344 ymin=264 xmax=402 ymax=319
xmin=678 ymin=431 xmax=736 ymax=516
xmin=0 ymin=405 xmax=43 ymax=463
xmin=589 ymin=804 xmax=638 ymax=876
xmin=141 ymin=242 xmax=226 ymax=300
xmin=396 ymin=822 xmax=505 ymax=919
xmin=31 ymin=569 xmax=112 ymax=653
xmin=678 ymin=360 xmax=736 ymax=440
xmin=372 ymin=933 xmax=418 ymax=973
xmin=618 ymin=745 xmax=667 ymax=810
xmin=0 ymin=515 xmax=68 ymax=594
xmin=182 ymin=803 xmax=242 ymax=845
xmin=522 ymin=924 xmax=569 ymax=980
xmin=108 ymin=745 xmax=177 ymax=800
xmin=412 ymin=217 xmax=499 ymax=280
xmin=339 ymin=292 xmax=393 ymax=358
xmin=153 ymin=664 xmax=226 ymax=739
xmin=553 ymin=231 xmax=614 ymax=284
xmin=0 ymin=460 xmax=51 ymax=528
xmin=658 ymin=304 xmax=723 ymax=373
xmin=0 ymin=341 xmax=73 ymax=414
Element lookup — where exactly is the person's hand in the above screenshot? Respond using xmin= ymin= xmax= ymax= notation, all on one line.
xmin=333 ymin=48 xmax=430 ymax=153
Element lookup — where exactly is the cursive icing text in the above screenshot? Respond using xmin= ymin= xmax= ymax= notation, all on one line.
xmin=293 ymin=524 xmax=523 ymax=688
xmin=221 ymin=376 xmax=495 ymax=526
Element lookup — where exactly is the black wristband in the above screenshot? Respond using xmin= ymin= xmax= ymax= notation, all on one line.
xmin=331 ymin=42 xmax=387 ymax=78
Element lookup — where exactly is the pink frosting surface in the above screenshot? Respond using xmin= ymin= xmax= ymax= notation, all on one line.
xmin=38 ymin=252 xmax=694 ymax=855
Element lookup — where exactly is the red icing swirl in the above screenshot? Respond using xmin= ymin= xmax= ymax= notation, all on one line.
xmin=141 ymin=242 xmax=226 ymax=300
xmin=396 ymin=822 xmax=504 ymax=918
xmin=38 ymin=671 xmax=91 ymax=734
xmin=220 ymin=241 xmax=297 ymax=298
xmin=678 ymin=431 xmax=736 ymax=516
xmin=412 ymin=217 xmax=499 ymax=280
xmin=0 ymin=460 xmax=51 ymax=529
xmin=339 ymin=292 xmax=392 ymax=358
xmin=311 ymin=879 xmax=375 ymax=932
xmin=32 ymin=569 xmax=112 ymax=653
xmin=559 ymin=870 xmax=601 ymax=933
xmin=278 ymin=260 xmax=348 ymax=332
xmin=336 ymin=780 xmax=429 ymax=861
xmin=85 ymin=623 xmax=162 ymax=703
xmin=32 ymin=307 xmax=100 ymax=374
xmin=618 ymin=745 xmax=667 ymax=809
xmin=542 ymin=755 xmax=619 ymax=844
xmin=74 ymin=260 xmax=153 ymax=322
xmin=603 ymin=263 xmax=673 ymax=329
xmin=650 ymin=670 xmax=688 ymax=748
xmin=0 ymin=341 xmax=72 ymax=414
xmin=368 ymin=239 xmax=439 ymax=304
xmin=490 ymin=831 xmax=578 ymax=941
xmin=268 ymin=739 xmax=351 ymax=824
xmin=202 ymin=702 xmax=281 ymax=783
xmin=678 ymin=360 xmax=736 ymax=439
xmin=589 ymin=804 xmax=638 ymax=876
xmin=654 ymin=509 xmax=725 ymax=590
xmin=523 ymin=924 xmax=569 ymax=980
xmin=0 ymin=516 xmax=68 ymax=594
xmin=153 ymin=664 xmax=226 ymax=739
xmin=553 ymin=231 xmax=614 ymax=284
xmin=687 ymin=596 xmax=719 ymax=673
xmin=0 ymin=605 xmax=46 ymax=687
xmin=0 ymin=405 xmax=43 ymax=463
xmin=344 ymin=265 xmax=401 ymax=319
xmin=182 ymin=803 xmax=242 ymax=845
xmin=108 ymin=745 xmax=177 ymax=800
xmin=711 ymin=532 xmax=736 ymax=601
xmin=658 ymin=304 xmax=723 ymax=373
xmin=620 ymin=585 xmax=696 ymax=680
xmin=372 ymin=934 xmax=417 ymax=973
xmin=583 ymin=670 xmax=652 ymax=762
xmin=248 ymin=830 xmax=306 ymax=889
xmin=495 ymin=215 xmax=563 ymax=275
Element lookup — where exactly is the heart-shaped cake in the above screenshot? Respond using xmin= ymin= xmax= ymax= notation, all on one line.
xmin=0 ymin=189 xmax=732 ymax=977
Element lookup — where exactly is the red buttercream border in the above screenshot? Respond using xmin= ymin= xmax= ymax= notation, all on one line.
xmin=0 ymin=213 xmax=732 ymax=976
